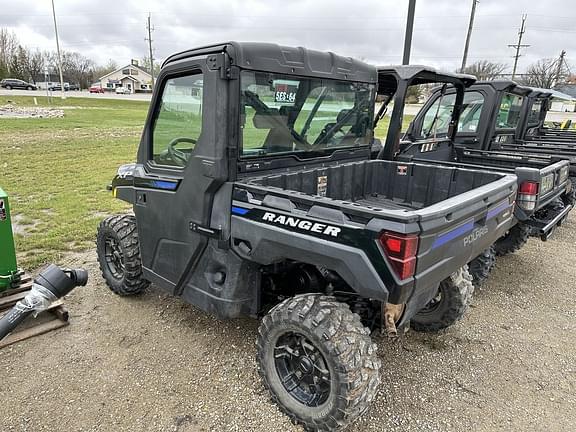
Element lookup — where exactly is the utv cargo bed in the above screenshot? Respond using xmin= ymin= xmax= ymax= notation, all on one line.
xmin=233 ymin=158 xmax=516 ymax=322
xmin=239 ymin=158 xmax=512 ymax=216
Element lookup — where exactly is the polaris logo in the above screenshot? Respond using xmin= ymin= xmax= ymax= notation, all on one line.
xmin=262 ymin=212 xmax=341 ymax=237
xmin=463 ymin=226 xmax=489 ymax=246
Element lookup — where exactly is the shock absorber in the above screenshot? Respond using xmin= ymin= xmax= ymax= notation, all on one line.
xmin=0 ymin=264 xmax=88 ymax=341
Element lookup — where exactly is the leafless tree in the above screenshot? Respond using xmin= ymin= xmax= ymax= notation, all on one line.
xmin=140 ymin=56 xmax=161 ymax=77
xmin=25 ymin=49 xmax=45 ymax=83
xmin=461 ymin=60 xmax=507 ymax=80
xmin=520 ymin=58 xmax=562 ymax=89
xmin=60 ymin=51 xmax=95 ymax=89
xmin=91 ymin=59 xmax=118 ymax=81
xmin=0 ymin=28 xmax=18 ymax=77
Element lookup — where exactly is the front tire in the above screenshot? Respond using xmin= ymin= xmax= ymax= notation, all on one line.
xmin=257 ymin=295 xmax=380 ymax=431
xmin=26 ymin=86 xmax=33 ymax=90
xmin=5 ymin=85 xmax=11 ymax=90
xmin=494 ymin=223 xmax=531 ymax=256
xmin=96 ymin=214 xmax=149 ymax=296
xmin=468 ymin=245 xmax=496 ymax=286
xmin=411 ymin=267 xmax=474 ymax=332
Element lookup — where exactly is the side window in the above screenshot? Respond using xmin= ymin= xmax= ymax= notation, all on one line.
xmin=497 ymin=93 xmax=524 ymax=129
xmin=458 ymin=91 xmax=485 ymax=133
xmin=152 ymin=72 xmax=203 ymax=167
xmin=419 ymin=93 xmax=456 ymax=138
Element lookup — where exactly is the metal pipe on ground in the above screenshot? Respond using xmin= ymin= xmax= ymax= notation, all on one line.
xmin=0 ymin=265 xmax=88 ymax=341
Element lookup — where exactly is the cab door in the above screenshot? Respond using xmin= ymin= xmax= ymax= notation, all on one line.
xmin=133 ymin=58 xmax=226 ymax=292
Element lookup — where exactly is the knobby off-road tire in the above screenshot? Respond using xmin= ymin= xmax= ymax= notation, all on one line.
xmin=257 ymin=295 xmax=380 ymax=431
xmin=96 ymin=214 xmax=149 ymax=296
xmin=468 ymin=245 xmax=496 ymax=286
xmin=411 ymin=266 xmax=474 ymax=333
xmin=494 ymin=223 xmax=531 ymax=256
xmin=565 ymin=177 xmax=576 ymax=206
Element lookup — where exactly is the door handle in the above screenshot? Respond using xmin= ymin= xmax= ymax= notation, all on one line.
xmin=136 ymin=191 xmax=147 ymax=206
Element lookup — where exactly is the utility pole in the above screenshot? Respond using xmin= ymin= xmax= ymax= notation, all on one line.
xmin=146 ymin=13 xmax=155 ymax=89
xmin=50 ymin=0 xmax=66 ymax=99
xmin=402 ymin=0 xmax=417 ymax=65
xmin=508 ymin=14 xmax=530 ymax=81
xmin=461 ymin=0 xmax=479 ymax=72
xmin=554 ymin=50 xmax=567 ymax=86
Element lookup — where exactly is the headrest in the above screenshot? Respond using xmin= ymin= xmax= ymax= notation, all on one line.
xmin=336 ymin=109 xmax=357 ymax=125
xmin=253 ymin=113 xmax=288 ymax=129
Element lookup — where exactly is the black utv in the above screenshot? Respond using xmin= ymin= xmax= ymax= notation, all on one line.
xmin=396 ymin=76 xmax=573 ymax=253
xmin=97 ymin=42 xmax=517 ymax=431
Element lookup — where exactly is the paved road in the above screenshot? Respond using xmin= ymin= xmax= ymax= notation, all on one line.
xmin=0 ymin=88 xmax=152 ymax=101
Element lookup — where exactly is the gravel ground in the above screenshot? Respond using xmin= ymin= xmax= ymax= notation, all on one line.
xmin=0 ymin=215 xmax=575 ymax=432
xmin=0 ymin=104 xmax=64 ymax=118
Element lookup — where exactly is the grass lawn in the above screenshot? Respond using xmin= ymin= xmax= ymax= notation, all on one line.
xmin=0 ymin=95 xmax=414 ymax=270
xmin=374 ymin=114 xmax=414 ymax=140
xmin=0 ymin=96 xmax=149 ymax=269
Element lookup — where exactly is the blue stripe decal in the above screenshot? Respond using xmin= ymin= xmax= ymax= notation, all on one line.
xmin=151 ymin=180 xmax=178 ymax=191
xmin=486 ymin=201 xmax=510 ymax=220
xmin=232 ymin=206 xmax=249 ymax=215
xmin=431 ymin=220 xmax=475 ymax=250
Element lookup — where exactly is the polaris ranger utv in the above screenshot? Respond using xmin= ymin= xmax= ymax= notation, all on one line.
xmin=393 ymin=75 xmax=573 ymax=254
xmin=96 ymin=42 xmax=517 ymax=431
xmin=521 ymin=89 xmax=576 ymax=143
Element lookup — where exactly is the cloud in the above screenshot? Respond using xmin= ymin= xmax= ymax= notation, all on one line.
xmin=1 ymin=0 xmax=574 ymax=73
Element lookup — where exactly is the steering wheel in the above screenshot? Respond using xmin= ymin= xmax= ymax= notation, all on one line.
xmin=167 ymin=137 xmax=197 ymax=166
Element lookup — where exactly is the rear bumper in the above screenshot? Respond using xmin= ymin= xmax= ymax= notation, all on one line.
xmin=528 ymin=204 xmax=573 ymax=241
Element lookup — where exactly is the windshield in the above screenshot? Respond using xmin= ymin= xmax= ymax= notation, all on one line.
xmin=240 ymin=71 xmax=375 ymax=158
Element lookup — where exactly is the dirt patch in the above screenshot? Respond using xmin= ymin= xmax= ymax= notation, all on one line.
xmin=0 ymin=103 xmax=64 ymax=119
xmin=0 ymin=216 xmax=574 ymax=431
xmin=10 ymin=214 xmax=39 ymax=237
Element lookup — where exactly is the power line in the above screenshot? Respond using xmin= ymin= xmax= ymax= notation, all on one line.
xmin=554 ymin=50 xmax=567 ymax=86
xmin=145 ymin=12 xmax=155 ymax=88
xmin=508 ymin=14 xmax=530 ymax=80
xmin=461 ymin=0 xmax=479 ymax=72
xmin=50 ymin=0 xmax=65 ymax=99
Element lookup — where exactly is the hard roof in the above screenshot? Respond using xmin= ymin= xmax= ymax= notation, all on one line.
xmin=376 ymin=65 xmax=476 ymax=87
xmin=163 ymin=41 xmax=377 ymax=83
xmin=473 ymin=80 xmax=532 ymax=95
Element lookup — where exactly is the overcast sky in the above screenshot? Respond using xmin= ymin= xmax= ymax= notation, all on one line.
xmin=1 ymin=0 xmax=575 ymax=73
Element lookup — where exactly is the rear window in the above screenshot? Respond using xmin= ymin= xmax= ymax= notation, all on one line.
xmin=528 ymin=99 xmax=544 ymax=125
xmin=497 ymin=93 xmax=524 ymax=129
xmin=418 ymin=91 xmax=485 ymax=138
xmin=240 ymin=71 xmax=375 ymax=159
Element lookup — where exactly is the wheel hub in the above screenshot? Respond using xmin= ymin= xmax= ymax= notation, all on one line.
xmin=298 ymin=356 xmax=314 ymax=374
xmin=274 ymin=332 xmax=331 ymax=407
xmin=104 ymin=236 xmax=125 ymax=279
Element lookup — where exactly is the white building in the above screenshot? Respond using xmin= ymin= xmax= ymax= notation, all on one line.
xmin=97 ymin=63 xmax=153 ymax=93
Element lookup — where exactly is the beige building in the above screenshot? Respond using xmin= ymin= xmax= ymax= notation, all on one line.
xmin=97 ymin=63 xmax=153 ymax=93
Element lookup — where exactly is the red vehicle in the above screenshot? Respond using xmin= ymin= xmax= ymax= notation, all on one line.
xmin=89 ymin=86 xmax=104 ymax=94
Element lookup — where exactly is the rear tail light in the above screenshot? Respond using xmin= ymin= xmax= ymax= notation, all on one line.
xmin=518 ymin=181 xmax=539 ymax=211
xmin=379 ymin=231 xmax=419 ymax=280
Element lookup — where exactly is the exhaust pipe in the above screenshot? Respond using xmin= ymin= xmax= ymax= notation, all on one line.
xmin=0 ymin=264 xmax=88 ymax=341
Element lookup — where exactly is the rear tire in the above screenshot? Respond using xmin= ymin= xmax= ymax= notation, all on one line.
xmin=411 ymin=267 xmax=474 ymax=333
xmin=494 ymin=223 xmax=531 ymax=256
xmin=564 ymin=177 xmax=576 ymax=206
xmin=468 ymin=246 xmax=496 ymax=286
xmin=257 ymin=294 xmax=380 ymax=431
xmin=96 ymin=214 xmax=149 ymax=296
